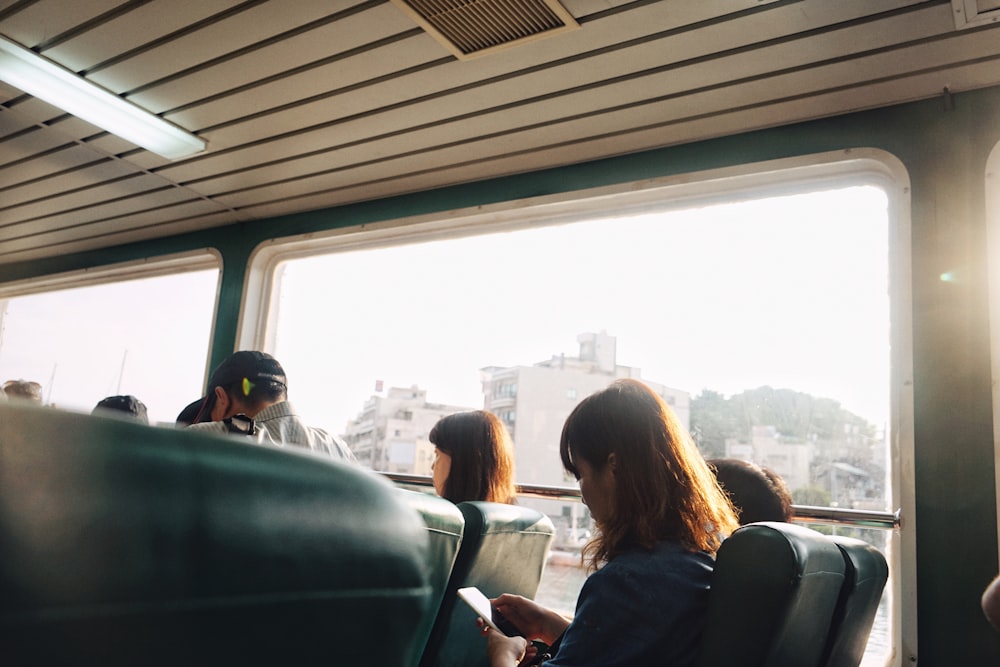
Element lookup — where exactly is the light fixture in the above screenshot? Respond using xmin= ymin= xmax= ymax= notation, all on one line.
xmin=0 ymin=35 xmax=206 ymax=159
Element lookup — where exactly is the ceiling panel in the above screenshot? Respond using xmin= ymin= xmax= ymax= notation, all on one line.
xmin=0 ymin=202 xmax=239 ymax=258
xmin=42 ymin=0 xmax=247 ymax=73
xmin=164 ymin=33 xmax=443 ymax=134
xmin=0 ymin=145 xmax=103 ymax=188
xmin=0 ymin=0 xmax=999 ymax=265
xmin=0 ymin=0 xmax=125 ymax=49
xmin=135 ymin=5 xmax=419 ymax=115
xmin=163 ymin=3 xmax=963 ymax=197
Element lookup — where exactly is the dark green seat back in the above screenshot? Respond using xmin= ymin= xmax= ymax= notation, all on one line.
xmin=419 ymin=501 xmax=555 ymax=667
xmin=821 ymin=536 xmax=889 ymax=667
xmin=697 ymin=522 xmax=847 ymax=667
xmin=0 ymin=403 xmax=433 ymax=666
xmin=396 ymin=489 xmax=466 ymax=667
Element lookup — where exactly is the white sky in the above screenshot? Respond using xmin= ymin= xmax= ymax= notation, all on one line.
xmin=0 ymin=271 xmax=217 ymax=423
xmin=274 ymin=185 xmax=890 ymax=434
xmin=0 ymin=185 xmax=890 ymax=433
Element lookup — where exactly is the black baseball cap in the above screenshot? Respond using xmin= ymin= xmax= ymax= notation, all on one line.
xmin=183 ymin=351 xmax=287 ymax=424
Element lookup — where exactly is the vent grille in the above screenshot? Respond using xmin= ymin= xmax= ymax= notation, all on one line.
xmin=952 ymin=0 xmax=1000 ymax=28
xmin=392 ymin=0 xmax=579 ymax=59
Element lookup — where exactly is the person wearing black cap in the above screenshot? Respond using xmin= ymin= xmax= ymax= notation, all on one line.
xmin=184 ymin=350 xmax=354 ymax=461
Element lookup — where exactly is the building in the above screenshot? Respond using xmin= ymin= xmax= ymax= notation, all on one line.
xmin=481 ymin=332 xmax=690 ymax=547
xmin=725 ymin=425 xmax=884 ymax=509
xmin=343 ymin=334 xmax=690 ymax=547
xmin=726 ymin=425 xmax=811 ymax=494
xmin=482 ymin=331 xmax=690 ymax=488
xmin=342 ymin=385 xmax=474 ymax=473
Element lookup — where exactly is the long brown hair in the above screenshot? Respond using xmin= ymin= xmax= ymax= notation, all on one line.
xmin=430 ymin=410 xmax=517 ymax=504
xmin=560 ymin=379 xmax=738 ymax=569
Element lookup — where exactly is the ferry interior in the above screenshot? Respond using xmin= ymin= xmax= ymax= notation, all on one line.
xmin=3 ymin=0 xmax=1000 ymax=664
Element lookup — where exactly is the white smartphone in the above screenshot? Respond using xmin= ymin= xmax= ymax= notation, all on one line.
xmin=457 ymin=586 xmax=521 ymax=637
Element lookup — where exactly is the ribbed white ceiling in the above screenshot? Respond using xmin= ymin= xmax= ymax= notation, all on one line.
xmin=392 ymin=0 xmax=579 ymax=58
xmin=1 ymin=0 xmax=999 ymax=265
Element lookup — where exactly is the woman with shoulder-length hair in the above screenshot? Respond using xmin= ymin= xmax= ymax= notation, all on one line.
xmin=482 ymin=379 xmax=739 ymax=667
xmin=429 ymin=410 xmax=518 ymax=505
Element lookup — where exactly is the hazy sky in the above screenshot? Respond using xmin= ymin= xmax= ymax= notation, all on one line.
xmin=274 ymin=185 xmax=889 ymax=434
xmin=0 ymin=271 xmax=217 ymax=423
xmin=0 ymin=185 xmax=889 ymax=433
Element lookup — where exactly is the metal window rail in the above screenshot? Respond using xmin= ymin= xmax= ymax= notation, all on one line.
xmin=384 ymin=473 xmax=901 ymax=530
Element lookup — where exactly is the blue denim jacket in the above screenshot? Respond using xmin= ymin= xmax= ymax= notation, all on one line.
xmin=546 ymin=540 xmax=714 ymax=667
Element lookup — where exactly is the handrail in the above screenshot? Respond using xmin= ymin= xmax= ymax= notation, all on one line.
xmin=383 ymin=473 xmax=901 ymax=529
xmin=792 ymin=505 xmax=900 ymax=530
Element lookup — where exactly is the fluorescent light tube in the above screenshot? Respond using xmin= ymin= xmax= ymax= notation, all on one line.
xmin=0 ymin=35 xmax=206 ymax=159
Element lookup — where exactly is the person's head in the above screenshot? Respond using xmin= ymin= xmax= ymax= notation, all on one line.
xmin=560 ymin=379 xmax=738 ymax=567
xmin=2 ymin=379 xmax=42 ymax=403
xmin=190 ymin=351 xmax=288 ymax=423
xmin=708 ymin=458 xmax=793 ymax=524
xmin=92 ymin=395 xmax=149 ymax=424
xmin=429 ymin=410 xmax=517 ymax=505
xmin=176 ymin=398 xmax=203 ymax=426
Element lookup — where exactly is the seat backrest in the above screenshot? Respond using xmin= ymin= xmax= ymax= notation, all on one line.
xmin=419 ymin=501 xmax=555 ymax=667
xmin=396 ymin=488 xmax=466 ymax=667
xmin=0 ymin=403 xmax=434 ymax=666
xmin=821 ymin=536 xmax=889 ymax=667
xmin=697 ymin=522 xmax=847 ymax=667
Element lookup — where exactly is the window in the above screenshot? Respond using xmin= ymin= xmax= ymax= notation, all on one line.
xmin=0 ymin=255 xmax=219 ymax=425
xmin=251 ymin=153 xmax=909 ymax=666
xmin=265 ymin=184 xmax=891 ymax=490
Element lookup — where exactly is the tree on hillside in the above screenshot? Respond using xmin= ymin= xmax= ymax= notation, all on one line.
xmin=689 ymin=389 xmax=735 ymax=458
xmin=691 ymin=386 xmax=876 ymax=447
xmin=691 ymin=385 xmax=886 ymax=507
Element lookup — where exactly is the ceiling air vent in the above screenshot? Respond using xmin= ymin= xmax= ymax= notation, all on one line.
xmin=391 ymin=0 xmax=579 ymax=60
xmin=952 ymin=0 xmax=1000 ymax=28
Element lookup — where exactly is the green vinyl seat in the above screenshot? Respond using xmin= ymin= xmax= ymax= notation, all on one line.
xmin=0 ymin=402 xmax=433 ymax=666
xmin=419 ymin=501 xmax=555 ymax=667
xmin=697 ymin=522 xmax=847 ymax=667
xmin=821 ymin=536 xmax=889 ymax=667
xmin=396 ymin=488 xmax=467 ymax=667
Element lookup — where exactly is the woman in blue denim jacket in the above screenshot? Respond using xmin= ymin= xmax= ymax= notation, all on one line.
xmin=482 ymin=379 xmax=739 ymax=667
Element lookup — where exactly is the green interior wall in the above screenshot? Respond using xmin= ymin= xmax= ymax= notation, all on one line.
xmin=3 ymin=86 xmax=1000 ymax=665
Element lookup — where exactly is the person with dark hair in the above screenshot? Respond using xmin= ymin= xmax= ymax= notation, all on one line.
xmin=2 ymin=379 xmax=42 ymax=404
xmin=707 ymin=458 xmax=794 ymax=524
xmin=429 ymin=410 xmax=517 ymax=505
xmin=175 ymin=399 xmax=202 ymax=427
xmin=184 ymin=351 xmax=354 ymax=461
xmin=482 ymin=379 xmax=739 ymax=667
xmin=93 ymin=394 xmax=149 ymax=424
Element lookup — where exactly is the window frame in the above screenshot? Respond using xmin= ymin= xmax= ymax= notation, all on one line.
xmin=0 ymin=249 xmax=223 ymax=416
xmin=987 ymin=141 xmax=1000 ymax=559
xmin=241 ymin=149 xmax=914 ymax=666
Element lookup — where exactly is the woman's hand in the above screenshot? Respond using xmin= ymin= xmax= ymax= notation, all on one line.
xmin=491 ymin=594 xmax=571 ymax=646
xmin=480 ymin=621 xmax=528 ymax=667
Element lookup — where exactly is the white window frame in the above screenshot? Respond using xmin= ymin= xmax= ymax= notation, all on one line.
xmin=987 ymin=141 xmax=1000 ymax=560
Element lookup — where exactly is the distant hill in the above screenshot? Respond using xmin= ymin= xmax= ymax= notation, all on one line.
xmin=690 ymin=385 xmax=876 ymax=458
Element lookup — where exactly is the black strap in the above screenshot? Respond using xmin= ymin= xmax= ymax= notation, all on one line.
xmin=526 ymin=631 xmax=564 ymax=666
xmin=223 ymin=413 xmax=256 ymax=436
